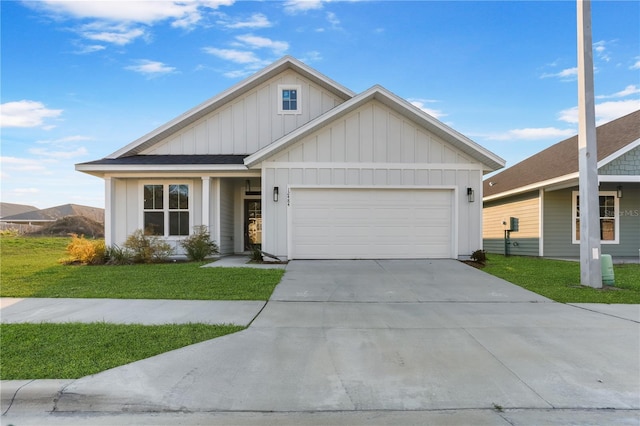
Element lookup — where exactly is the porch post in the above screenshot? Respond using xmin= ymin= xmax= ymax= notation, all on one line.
xmin=201 ymin=177 xmax=210 ymax=232
xmin=104 ymin=177 xmax=115 ymax=247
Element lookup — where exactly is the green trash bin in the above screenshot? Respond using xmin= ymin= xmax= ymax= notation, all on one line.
xmin=601 ymin=254 xmax=615 ymax=286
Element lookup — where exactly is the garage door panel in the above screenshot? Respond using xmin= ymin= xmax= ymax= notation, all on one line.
xmin=290 ymin=188 xmax=453 ymax=259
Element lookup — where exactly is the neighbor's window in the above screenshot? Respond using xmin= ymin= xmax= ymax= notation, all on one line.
xmin=278 ymin=85 xmax=301 ymax=114
xmin=143 ymin=183 xmax=190 ymax=237
xmin=572 ymin=191 xmax=619 ymax=244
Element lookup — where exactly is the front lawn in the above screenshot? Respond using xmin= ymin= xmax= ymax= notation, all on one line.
xmin=0 ymin=322 xmax=243 ymax=379
xmin=481 ymin=255 xmax=640 ymax=304
xmin=0 ymin=236 xmax=284 ymax=300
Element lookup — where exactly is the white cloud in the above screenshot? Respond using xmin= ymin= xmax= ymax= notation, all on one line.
xmin=596 ymin=85 xmax=640 ymax=99
xmin=283 ymin=0 xmax=324 ymax=14
xmin=593 ymin=40 xmax=612 ymax=62
xmin=0 ymin=156 xmax=55 ymax=172
xmin=408 ymin=99 xmax=446 ymax=119
xmin=29 ymin=147 xmax=89 ymax=159
xmin=235 ymin=34 xmax=289 ymax=55
xmin=25 ymin=0 xmax=235 ymax=45
xmin=73 ymin=44 xmax=107 ymax=54
xmin=486 ymin=127 xmax=576 ymax=141
xmin=125 ymin=60 xmax=177 ymax=77
xmin=0 ymin=100 xmax=63 ymax=128
xmin=36 ymin=135 xmax=93 ymax=145
xmin=223 ymin=13 xmax=272 ymax=29
xmin=558 ymin=99 xmax=640 ymax=125
xmin=326 ymin=11 xmax=340 ymax=29
xmin=203 ymin=48 xmax=261 ymax=64
xmin=540 ymin=67 xmax=578 ymax=80
xmin=78 ymin=22 xmax=146 ymax=45
xmin=630 ymin=58 xmax=640 ymax=70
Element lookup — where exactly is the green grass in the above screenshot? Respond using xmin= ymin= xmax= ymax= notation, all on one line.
xmin=0 ymin=322 xmax=244 ymax=379
xmin=1 ymin=236 xmax=284 ymax=300
xmin=482 ymin=254 xmax=640 ymax=303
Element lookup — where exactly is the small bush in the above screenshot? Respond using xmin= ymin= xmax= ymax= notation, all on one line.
xmin=63 ymin=234 xmax=106 ymax=265
xmin=250 ymin=245 xmax=263 ymax=262
xmin=123 ymin=230 xmax=174 ymax=263
xmin=180 ymin=226 xmax=219 ymax=261
xmin=105 ymin=245 xmax=133 ymax=265
xmin=471 ymin=249 xmax=487 ymax=265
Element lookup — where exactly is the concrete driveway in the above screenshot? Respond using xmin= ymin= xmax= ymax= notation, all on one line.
xmin=18 ymin=260 xmax=640 ymax=422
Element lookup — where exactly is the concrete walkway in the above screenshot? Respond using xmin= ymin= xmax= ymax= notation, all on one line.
xmin=2 ymin=259 xmax=639 ymax=425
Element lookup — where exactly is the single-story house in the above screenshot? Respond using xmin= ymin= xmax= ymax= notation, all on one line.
xmin=77 ymin=56 xmax=505 ymax=260
xmin=483 ymin=109 xmax=639 ymax=259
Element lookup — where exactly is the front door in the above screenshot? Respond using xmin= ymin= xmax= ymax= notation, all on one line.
xmin=244 ymin=200 xmax=262 ymax=250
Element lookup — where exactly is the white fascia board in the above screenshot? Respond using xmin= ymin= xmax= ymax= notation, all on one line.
xmin=76 ymin=163 xmax=249 ymax=174
xmin=108 ymin=57 xmax=355 ymax=159
xmin=598 ymin=137 xmax=640 ymax=167
xmin=263 ymin=162 xmax=485 ymax=171
xmin=599 ymin=175 xmax=640 ymax=182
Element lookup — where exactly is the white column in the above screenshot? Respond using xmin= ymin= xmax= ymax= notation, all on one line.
xmin=104 ymin=177 xmax=115 ymax=247
xmin=577 ymin=0 xmax=602 ymax=288
xmin=201 ymin=177 xmax=211 ymax=232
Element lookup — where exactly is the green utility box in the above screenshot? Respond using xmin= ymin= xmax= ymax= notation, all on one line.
xmin=601 ymin=254 xmax=615 ymax=286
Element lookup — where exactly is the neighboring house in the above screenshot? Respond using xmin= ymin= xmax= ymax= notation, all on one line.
xmin=0 ymin=203 xmax=38 ymax=220
xmin=77 ymin=56 xmax=505 ymax=260
xmin=483 ymin=110 xmax=639 ymax=259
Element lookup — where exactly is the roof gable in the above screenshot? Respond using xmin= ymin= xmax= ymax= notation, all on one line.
xmin=483 ymin=109 xmax=640 ymax=198
xmin=108 ymin=56 xmax=355 ymax=159
xmin=245 ymin=85 xmax=505 ymax=172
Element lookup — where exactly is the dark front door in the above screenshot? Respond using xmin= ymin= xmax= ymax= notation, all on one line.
xmin=244 ymin=200 xmax=262 ymax=250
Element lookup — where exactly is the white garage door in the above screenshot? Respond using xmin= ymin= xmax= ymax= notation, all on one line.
xmin=289 ymin=188 xmax=453 ymax=259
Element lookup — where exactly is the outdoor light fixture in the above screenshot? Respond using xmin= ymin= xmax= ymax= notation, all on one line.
xmin=273 ymin=186 xmax=279 ymax=202
xmin=617 ymin=185 xmax=623 ymax=198
xmin=245 ymin=180 xmax=251 ymax=193
xmin=467 ymin=187 xmax=475 ymax=203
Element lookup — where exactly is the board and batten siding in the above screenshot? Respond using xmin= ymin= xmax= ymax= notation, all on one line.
xmin=217 ymin=179 xmax=235 ymax=255
xmin=259 ymin=99 xmax=484 ymax=259
xmin=141 ymin=70 xmax=345 ymax=156
xmin=482 ymin=191 xmax=540 ymax=256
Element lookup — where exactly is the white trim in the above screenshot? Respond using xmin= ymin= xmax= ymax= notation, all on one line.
xmin=598 ymin=138 xmax=640 ymax=167
xmin=483 ymin=172 xmax=579 ymax=202
xmin=213 ymin=178 xmax=221 ymax=250
xmin=77 ymin=164 xmax=249 ymax=173
xmin=599 ymin=175 xmax=640 ymax=182
xmin=104 ymin=177 xmax=114 ymax=247
xmin=139 ymin=181 xmax=194 ymax=239
xmin=571 ymin=190 xmax=619 ymax=245
xmin=262 ymin=162 xmax=485 ymax=171
xmin=278 ymin=84 xmax=302 ymax=115
xmin=201 ymin=177 xmax=210 ymax=231
xmin=538 ymin=188 xmax=544 ymax=257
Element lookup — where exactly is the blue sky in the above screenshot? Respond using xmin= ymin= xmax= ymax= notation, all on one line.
xmin=1 ymin=0 xmax=639 ymax=209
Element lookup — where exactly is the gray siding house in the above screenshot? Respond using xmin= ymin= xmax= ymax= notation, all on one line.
xmin=77 ymin=56 xmax=505 ymax=260
xmin=483 ymin=110 xmax=639 ymax=259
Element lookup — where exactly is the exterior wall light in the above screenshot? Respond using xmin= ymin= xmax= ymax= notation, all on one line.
xmin=273 ymin=186 xmax=279 ymax=202
xmin=467 ymin=187 xmax=475 ymax=202
xmin=617 ymin=185 xmax=623 ymax=198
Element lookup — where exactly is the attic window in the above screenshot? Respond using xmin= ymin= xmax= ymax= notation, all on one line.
xmin=278 ymin=85 xmax=301 ymax=114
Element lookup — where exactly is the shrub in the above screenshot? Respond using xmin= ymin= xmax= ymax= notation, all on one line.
xmin=63 ymin=234 xmax=106 ymax=265
xmin=249 ymin=245 xmax=263 ymax=262
xmin=180 ymin=226 xmax=219 ymax=261
xmin=471 ymin=249 xmax=487 ymax=265
xmin=123 ymin=230 xmax=174 ymax=263
xmin=105 ymin=244 xmax=133 ymax=265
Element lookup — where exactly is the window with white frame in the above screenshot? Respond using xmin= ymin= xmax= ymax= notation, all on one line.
xmin=572 ymin=191 xmax=619 ymax=244
xmin=143 ymin=183 xmax=190 ymax=236
xmin=278 ymin=85 xmax=301 ymax=114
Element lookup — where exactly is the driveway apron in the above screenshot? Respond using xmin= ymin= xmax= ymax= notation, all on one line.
xmin=54 ymin=260 xmax=639 ymax=413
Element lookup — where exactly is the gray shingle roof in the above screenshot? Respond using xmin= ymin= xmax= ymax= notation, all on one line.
xmin=483 ymin=110 xmax=640 ymax=198
xmin=78 ymin=155 xmax=248 ymax=166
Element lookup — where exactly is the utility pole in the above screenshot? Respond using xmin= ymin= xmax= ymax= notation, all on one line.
xmin=576 ymin=0 xmax=602 ymax=288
